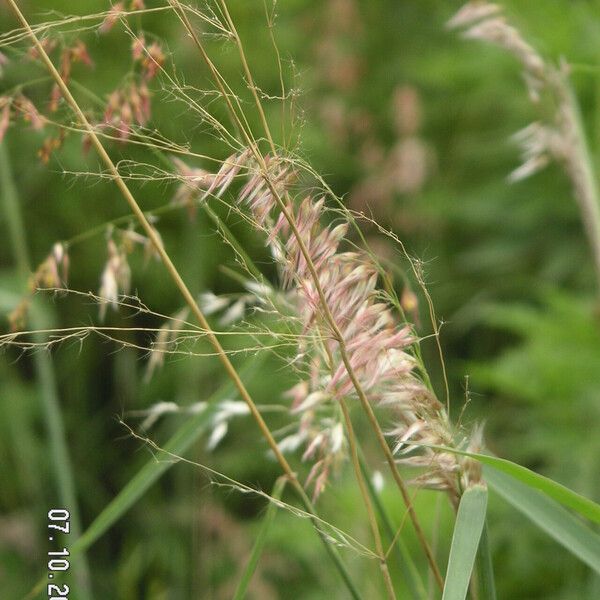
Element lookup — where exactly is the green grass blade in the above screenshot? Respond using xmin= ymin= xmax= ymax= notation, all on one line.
xmin=1 ymin=142 xmax=93 ymax=600
xmin=424 ymin=446 xmax=600 ymax=524
xmin=476 ymin=521 xmax=497 ymax=600
xmin=472 ymin=453 xmax=600 ymax=524
xmin=442 ymin=485 xmax=488 ymax=600
xmin=233 ymin=477 xmax=287 ymax=600
xmin=71 ymin=357 xmax=262 ymax=556
xmin=485 ymin=467 xmax=600 ymax=575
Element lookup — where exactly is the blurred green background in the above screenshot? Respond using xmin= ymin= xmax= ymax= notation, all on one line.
xmin=1 ymin=0 xmax=600 ymax=598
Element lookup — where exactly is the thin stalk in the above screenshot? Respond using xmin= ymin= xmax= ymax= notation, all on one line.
xmin=561 ymin=79 xmax=600 ymax=295
xmin=6 ymin=2 xmax=362 ymax=596
xmin=169 ymin=5 xmax=443 ymax=586
xmin=359 ymin=452 xmax=427 ymax=600
xmin=0 ymin=142 xmax=93 ymax=600
xmin=217 ymin=0 xmax=276 ymax=153
xmin=339 ymin=398 xmax=397 ymax=600
xmin=232 ymin=476 xmax=286 ymax=600
xmin=430 ymin=494 xmax=444 ymax=599
xmin=202 ymin=202 xmax=263 ymax=282
xmin=262 ymin=0 xmax=288 ymax=149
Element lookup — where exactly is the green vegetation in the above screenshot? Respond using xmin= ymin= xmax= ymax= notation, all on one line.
xmin=1 ymin=1 xmax=599 ymax=598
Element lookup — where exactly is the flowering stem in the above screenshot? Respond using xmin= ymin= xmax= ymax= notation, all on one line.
xmin=6 ymin=1 xmax=362 ymax=596
xmin=170 ymin=2 xmax=443 ymax=588
xmin=359 ymin=451 xmax=427 ymax=600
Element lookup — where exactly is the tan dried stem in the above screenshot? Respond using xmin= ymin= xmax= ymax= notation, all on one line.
xmin=6 ymin=1 xmax=361 ymax=595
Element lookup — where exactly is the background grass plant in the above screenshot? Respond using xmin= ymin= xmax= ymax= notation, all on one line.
xmin=1 ymin=1 xmax=600 ymax=599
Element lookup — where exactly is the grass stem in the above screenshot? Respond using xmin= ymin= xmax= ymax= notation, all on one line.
xmin=232 ymin=477 xmax=287 ymax=600
xmin=359 ymin=451 xmax=427 ymax=600
xmin=339 ymin=398 xmax=398 ymax=600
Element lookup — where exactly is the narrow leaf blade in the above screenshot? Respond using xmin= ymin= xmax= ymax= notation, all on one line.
xmin=233 ymin=477 xmax=287 ymax=600
xmin=485 ymin=467 xmax=600 ymax=575
xmin=442 ymin=485 xmax=488 ymax=600
xmin=72 ymin=357 xmax=263 ymax=556
xmin=424 ymin=446 xmax=600 ymax=524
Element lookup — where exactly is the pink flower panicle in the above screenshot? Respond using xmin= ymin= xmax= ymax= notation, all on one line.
xmin=176 ymin=152 xmax=480 ymax=499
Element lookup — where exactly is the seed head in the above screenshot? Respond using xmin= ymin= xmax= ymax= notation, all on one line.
xmin=98 ymin=238 xmax=131 ymax=320
xmin=99 ymin=2 xmax=125 ymax=34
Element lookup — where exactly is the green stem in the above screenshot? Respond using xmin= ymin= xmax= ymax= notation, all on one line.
xmin=359 ymin=452 xmax=427 ymax=600
xmin=0 ymin=142 xmax=93 ymax=600
xmin=203 ymin=202 xmax=264 ymax=282
xmin=232 ymin=477 xmax=287 ymax=600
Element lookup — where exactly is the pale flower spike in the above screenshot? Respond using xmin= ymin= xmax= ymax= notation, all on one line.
xmin=448 ymin=1 xmax=546 ymax=102
xmin=451 ymin=1 xmax=600 ymax=291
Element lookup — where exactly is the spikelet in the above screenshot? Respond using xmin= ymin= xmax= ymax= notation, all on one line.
xmin=7 ymin=243 xmax=69 ymax=332
xmin=145 ymin=307 xmax=190 ymax=381
xmin=98 ymin=238 xmax=131 ymax=320
xmin=99 ymin=2 xmax=125 ymax=34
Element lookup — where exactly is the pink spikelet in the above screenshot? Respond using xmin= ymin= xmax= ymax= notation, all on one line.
xmin=0 ymin=97 xmax=11 ymax=142
xmin=99 ymin=2 xmax=125 ymax=34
